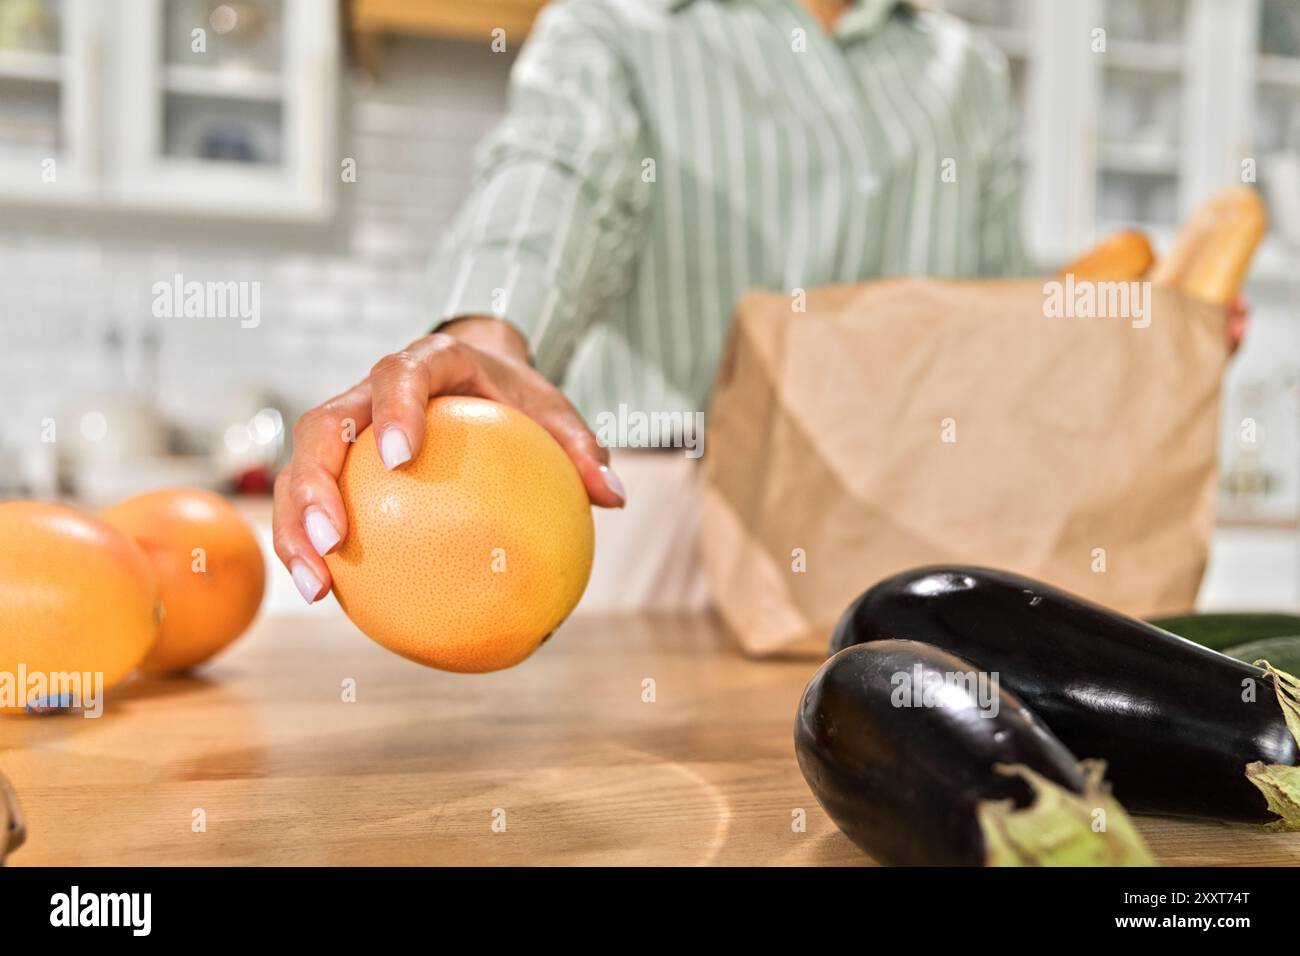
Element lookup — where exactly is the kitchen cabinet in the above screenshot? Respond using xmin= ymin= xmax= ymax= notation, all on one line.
xmin=0 ymin=0 xmax=99 ymax=202
xmin=348 ymin=0 xmax=547 ymax=75
xmin=937 ymin=0 xmax=1300 ymax=282
xmin=0 ymin=0 xmax=338 ymax=220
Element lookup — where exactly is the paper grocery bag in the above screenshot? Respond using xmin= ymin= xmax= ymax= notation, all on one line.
xmin=699 ymin=278 xmax=1227 ymax=657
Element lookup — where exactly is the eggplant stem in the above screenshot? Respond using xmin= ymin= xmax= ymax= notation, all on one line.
xmin=977 ymin=761 xmax=1156 ymax=866
xmin=1245 ymin=661 xmax=1300 ymax=832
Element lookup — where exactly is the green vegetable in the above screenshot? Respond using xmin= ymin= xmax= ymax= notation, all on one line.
xmin=1222 ymin=636 xmax=1300 ymax=676
xmin=1148 ymin=613 xmax=1300 ymax=652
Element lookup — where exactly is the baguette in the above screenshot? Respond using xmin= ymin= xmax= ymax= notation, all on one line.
xmin=1059 ymin=229 xmax=1155 ymax=281
xmin=1151 ymin=186 xmax=1268 ymax=306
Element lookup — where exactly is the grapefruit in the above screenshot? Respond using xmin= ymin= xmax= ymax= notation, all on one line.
xmin=325 ymin=396 xmax=595 ymax=672
xmin=100 ymin=487 xmax=266 ymax=673
xmin=0 ymin=501 xmax=160 ymax=713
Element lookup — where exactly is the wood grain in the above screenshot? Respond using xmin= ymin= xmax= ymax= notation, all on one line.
xmin=347 ymin=0 xmax=547 ymax=77
xmin=2 ymin=612 xmax=1297 ymax=866
xmin=350 ymin=0 xmax=546 ymax=39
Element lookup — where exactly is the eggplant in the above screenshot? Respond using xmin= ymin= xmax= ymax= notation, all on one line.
xmin=831 ymin=566 xmax=1300 ymax=828
xmin=795 ymin=639 xmax=1153 ymax=865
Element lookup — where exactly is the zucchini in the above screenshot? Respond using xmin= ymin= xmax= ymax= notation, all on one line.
xmin=1149 ymin=612 xmax=1300 ymax=652
xmin=795 ymin=639 xmax=1154 ymax=866
xmin=1223 ymin=636 xmax=1300 ymax=677
xmin=831 ymin=567 xmax=1300 ymax=828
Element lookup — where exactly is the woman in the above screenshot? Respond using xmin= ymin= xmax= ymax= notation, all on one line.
xmin=270 ymin=0 xmax=1241 ymax=603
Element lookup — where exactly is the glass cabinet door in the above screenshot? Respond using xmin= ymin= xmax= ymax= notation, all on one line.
xmin=112 ymin=0 xmax=335 ymax=220
xmin=1255 ymin=0 xmax=1300 ymax=260
xmin=159 ymin=0 xmax=286 ymax=167
xmin=1093 ymin=0 xmax=1187 ymax=233
xmin=0 ymin=0 xmax=98 ymax=201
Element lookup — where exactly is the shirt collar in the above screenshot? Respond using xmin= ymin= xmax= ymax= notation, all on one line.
xmin=668 ymin=0 xmax=904 ymax=40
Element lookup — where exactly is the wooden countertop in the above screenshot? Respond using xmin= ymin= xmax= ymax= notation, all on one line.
xmin=3 ymin=612 xmax=1299 ymax=866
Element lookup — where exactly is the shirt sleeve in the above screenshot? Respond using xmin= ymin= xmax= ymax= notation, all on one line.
xmin=975 ymin=50 xmax=1029 ymax=278
xmin=427 ymin=2 xmax=648 ymax=382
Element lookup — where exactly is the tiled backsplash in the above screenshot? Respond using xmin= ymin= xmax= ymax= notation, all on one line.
xmin=0 ymin=38 xmax=513 ymax=492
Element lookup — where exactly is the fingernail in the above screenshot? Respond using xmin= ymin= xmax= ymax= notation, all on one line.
xmin=304 ymin=507 xmax=341 ymax=556
xmin=380 ymin=428 xmax=412 ymax=470
xmin=291 ymin=561 xmax=322 ymax=604
xmin=600 ymin=464 xmax=626 ymax=503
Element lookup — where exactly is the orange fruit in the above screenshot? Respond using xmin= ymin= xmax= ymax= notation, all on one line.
xmin=325 ymin=396 xmax=595 ymax=672
xmin=0 ymin=501 xmax=160 ymax=713
xmin=100 ymin=488 xmax=265 ymax=673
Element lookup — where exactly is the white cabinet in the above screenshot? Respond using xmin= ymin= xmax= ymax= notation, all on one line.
xmin=0 ymin=0 xmax=337 ymax=220
xmin=0 ymin=0 xmax=100 ymax=202
xmin=936 ymin=0 xmax=1300 ymax=283
xmin=111 ymin=0 xmax=337 ymax=219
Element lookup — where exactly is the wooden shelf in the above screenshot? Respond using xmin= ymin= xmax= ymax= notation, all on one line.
xmin=349 ymin=0 xmax=548 ymax=75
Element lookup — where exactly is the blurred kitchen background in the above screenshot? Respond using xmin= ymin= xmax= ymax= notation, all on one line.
xmin=0 ymin=0 xmax=1299 ymax=611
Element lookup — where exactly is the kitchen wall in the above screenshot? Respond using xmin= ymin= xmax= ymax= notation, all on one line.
xmin=0 ymin=36 xmax=514 ymax=496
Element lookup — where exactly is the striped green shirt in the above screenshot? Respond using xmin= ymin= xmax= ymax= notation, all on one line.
xmin=429 ymin=0 xmax=1026 ymax=425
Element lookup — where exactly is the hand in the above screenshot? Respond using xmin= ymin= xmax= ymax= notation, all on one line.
xmin=1227 ymin=293 xmax=1249 ymax=356
xmin=271 ymin=324 xmax=626 ymax=603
